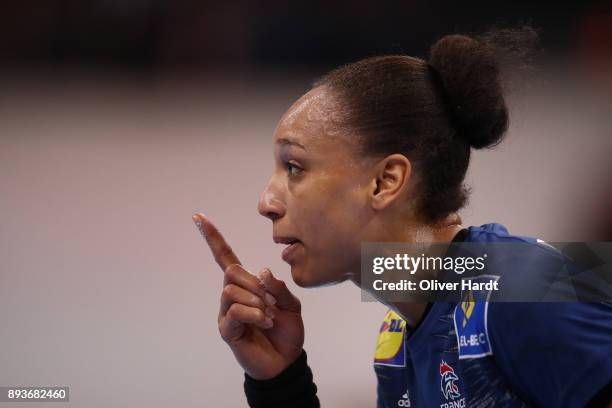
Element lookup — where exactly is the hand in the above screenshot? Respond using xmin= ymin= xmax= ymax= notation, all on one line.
xmin=193 ymin=213 xmax=305 ymax=380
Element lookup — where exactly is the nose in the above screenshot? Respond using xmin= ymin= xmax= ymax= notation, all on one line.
xmin=257 ymin=178 xmax=286 ymax=221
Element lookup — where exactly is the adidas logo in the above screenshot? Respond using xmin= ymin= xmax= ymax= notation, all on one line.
xmin=397 ymin=390 xmax=411 ymax=407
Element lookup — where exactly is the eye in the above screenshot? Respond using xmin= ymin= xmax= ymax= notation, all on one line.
xmin=285 ymin=161 xmax=303 ymax=176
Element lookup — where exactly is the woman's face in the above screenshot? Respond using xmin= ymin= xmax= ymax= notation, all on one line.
xmin=258 ymin=87 xmax=375 ymax=287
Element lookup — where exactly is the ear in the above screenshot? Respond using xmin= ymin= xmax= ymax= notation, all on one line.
xmin=369 ymin=154 xmax=412 ymax=211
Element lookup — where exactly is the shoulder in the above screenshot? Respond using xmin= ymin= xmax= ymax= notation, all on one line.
xmin=465 ymin=223 xmax=563 ymax=258
xmin=465 ymin=223 xmax=589 ymax=301
xmin=486 ymin=301 xmax=612 ymax=406
xmin=473 ymin=225 xmax=612 ymax=371
xmin=488 ymin=301 xmax=612 ymax=344
xmin=463 ymin=224 xmax=612 ymax=405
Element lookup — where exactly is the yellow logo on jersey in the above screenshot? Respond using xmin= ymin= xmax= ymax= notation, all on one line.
xmin=374 ymin=310 xmax=406 ymax=366
xmin=460 ymin=290 xmax=475 ymax=328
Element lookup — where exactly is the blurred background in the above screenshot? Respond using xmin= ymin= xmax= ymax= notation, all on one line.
xmin=1 ymin=1 xmax=611 ymax=407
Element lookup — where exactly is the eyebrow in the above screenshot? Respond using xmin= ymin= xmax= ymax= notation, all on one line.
xmin=276 ymin=137 xmax=306 ymax=151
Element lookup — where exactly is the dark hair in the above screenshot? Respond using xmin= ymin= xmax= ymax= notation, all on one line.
xmin=314 ymin=27 xmax=537 ymax=222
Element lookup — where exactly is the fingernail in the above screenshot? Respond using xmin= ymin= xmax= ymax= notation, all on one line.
xmin=264 ymin=317 xmax=274 ymax=328
xmin=257 ymin=270 xmax=266 ymax=286
xmin=259 ymin=268 xmax=272 ymax=282
xmin=264 ymin=292 xmax=277 ymax=306
xmin=265 ymin=306 xmax=275 ymax=319
xmin=192 ymin=214 xmax=206 ymax=239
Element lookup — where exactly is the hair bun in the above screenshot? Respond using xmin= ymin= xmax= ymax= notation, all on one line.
xmin=428 ymin=34 xmax=508 ymax=149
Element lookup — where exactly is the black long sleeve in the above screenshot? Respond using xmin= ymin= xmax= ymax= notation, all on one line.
xmin=243 ymin=350 xmax=320 ymax=408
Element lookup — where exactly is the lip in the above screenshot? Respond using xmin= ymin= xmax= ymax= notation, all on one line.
xmin=273 ymin=235 xmax=303 ymax=262
xmin=273 ymin=236 xmax=299 ymax=244
xmin=281 ymin=241 xmax=303 ymax=263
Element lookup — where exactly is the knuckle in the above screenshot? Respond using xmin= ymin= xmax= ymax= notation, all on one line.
xmin=224 ymin=263 xmax=242 ymax=280
xmin=253 ymin=308 xmax=265 ymax=322
xmin=226 ymin=303 xmax=240 ymax=320
xmin=221 ymin=284 xmax=235 ymax=299
xmin=224 ymin=264 xmax=237 ymax=277
xmin=252 ymin=296 xmax=265 ymax=310
xmin=217 ymin=319 xmax=228 ymax=340
xmin=217 ymin=319 xmax=224 ymax=334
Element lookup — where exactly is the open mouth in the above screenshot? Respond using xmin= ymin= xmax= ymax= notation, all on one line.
xmin=274 ymin=236 xmax=303 ymax=262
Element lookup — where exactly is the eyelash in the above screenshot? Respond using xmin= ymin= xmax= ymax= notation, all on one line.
xmin=285 ymin=161 xmax=303 ymax=177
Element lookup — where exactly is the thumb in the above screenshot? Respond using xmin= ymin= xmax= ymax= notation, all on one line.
xmin=258 ymin=268 xmax=301 ymax=313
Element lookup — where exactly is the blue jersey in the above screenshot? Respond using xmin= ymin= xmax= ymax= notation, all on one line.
xmin=373 ymin=223 xmax=612 ymax=408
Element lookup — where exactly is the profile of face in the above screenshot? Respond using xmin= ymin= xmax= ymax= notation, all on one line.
xmin=257 ymin=86 xmax=381 ymax=288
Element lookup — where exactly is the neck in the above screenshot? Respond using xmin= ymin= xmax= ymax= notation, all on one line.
xmin=391 ymin=221 xmax=463 ymax=327
xmin=353 ymin=214 xmax=465 ymax=327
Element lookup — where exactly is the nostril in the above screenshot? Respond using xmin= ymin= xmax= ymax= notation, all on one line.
xmin=265 ymin=211 xmax=280 ymax=221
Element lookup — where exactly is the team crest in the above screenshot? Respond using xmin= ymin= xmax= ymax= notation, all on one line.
xmin=439 ymin=361 xmax=461 ymax=400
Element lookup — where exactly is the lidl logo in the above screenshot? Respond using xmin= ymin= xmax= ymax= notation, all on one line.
xmin=374 ymin=310 xmax=406 ymax=367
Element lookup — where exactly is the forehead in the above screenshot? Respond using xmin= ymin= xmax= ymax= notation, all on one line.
xmin=281 ymin=87 xmax=328 ymax=125
xmin=274 ymin=87 xmax=349 ymax=151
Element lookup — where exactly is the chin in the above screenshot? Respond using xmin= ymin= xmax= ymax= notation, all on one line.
xmin=290 ymin=266 xmax=319 ymax=288
xmin=290 ymin=264 xmax=345 ymax=288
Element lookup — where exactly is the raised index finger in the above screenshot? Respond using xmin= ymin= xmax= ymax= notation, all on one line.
xmin=192 ymin=212 xmax=241 ymax=271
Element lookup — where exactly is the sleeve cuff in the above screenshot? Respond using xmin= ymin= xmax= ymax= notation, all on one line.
xmin=244 ymin=350 xmax=319 ymax=408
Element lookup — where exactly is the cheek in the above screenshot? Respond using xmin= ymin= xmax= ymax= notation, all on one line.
xmin=287 ymin=174 xmax=370 ymax=286
xmin=295 ymin=177 xmax=368 ymax=253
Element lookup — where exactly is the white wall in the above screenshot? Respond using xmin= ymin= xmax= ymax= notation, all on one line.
xmin=0 ymin=71 xmax=610 ymax=407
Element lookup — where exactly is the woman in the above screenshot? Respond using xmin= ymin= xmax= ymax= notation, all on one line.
xmin=193 ymin=30 xmax=612 ymax=407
